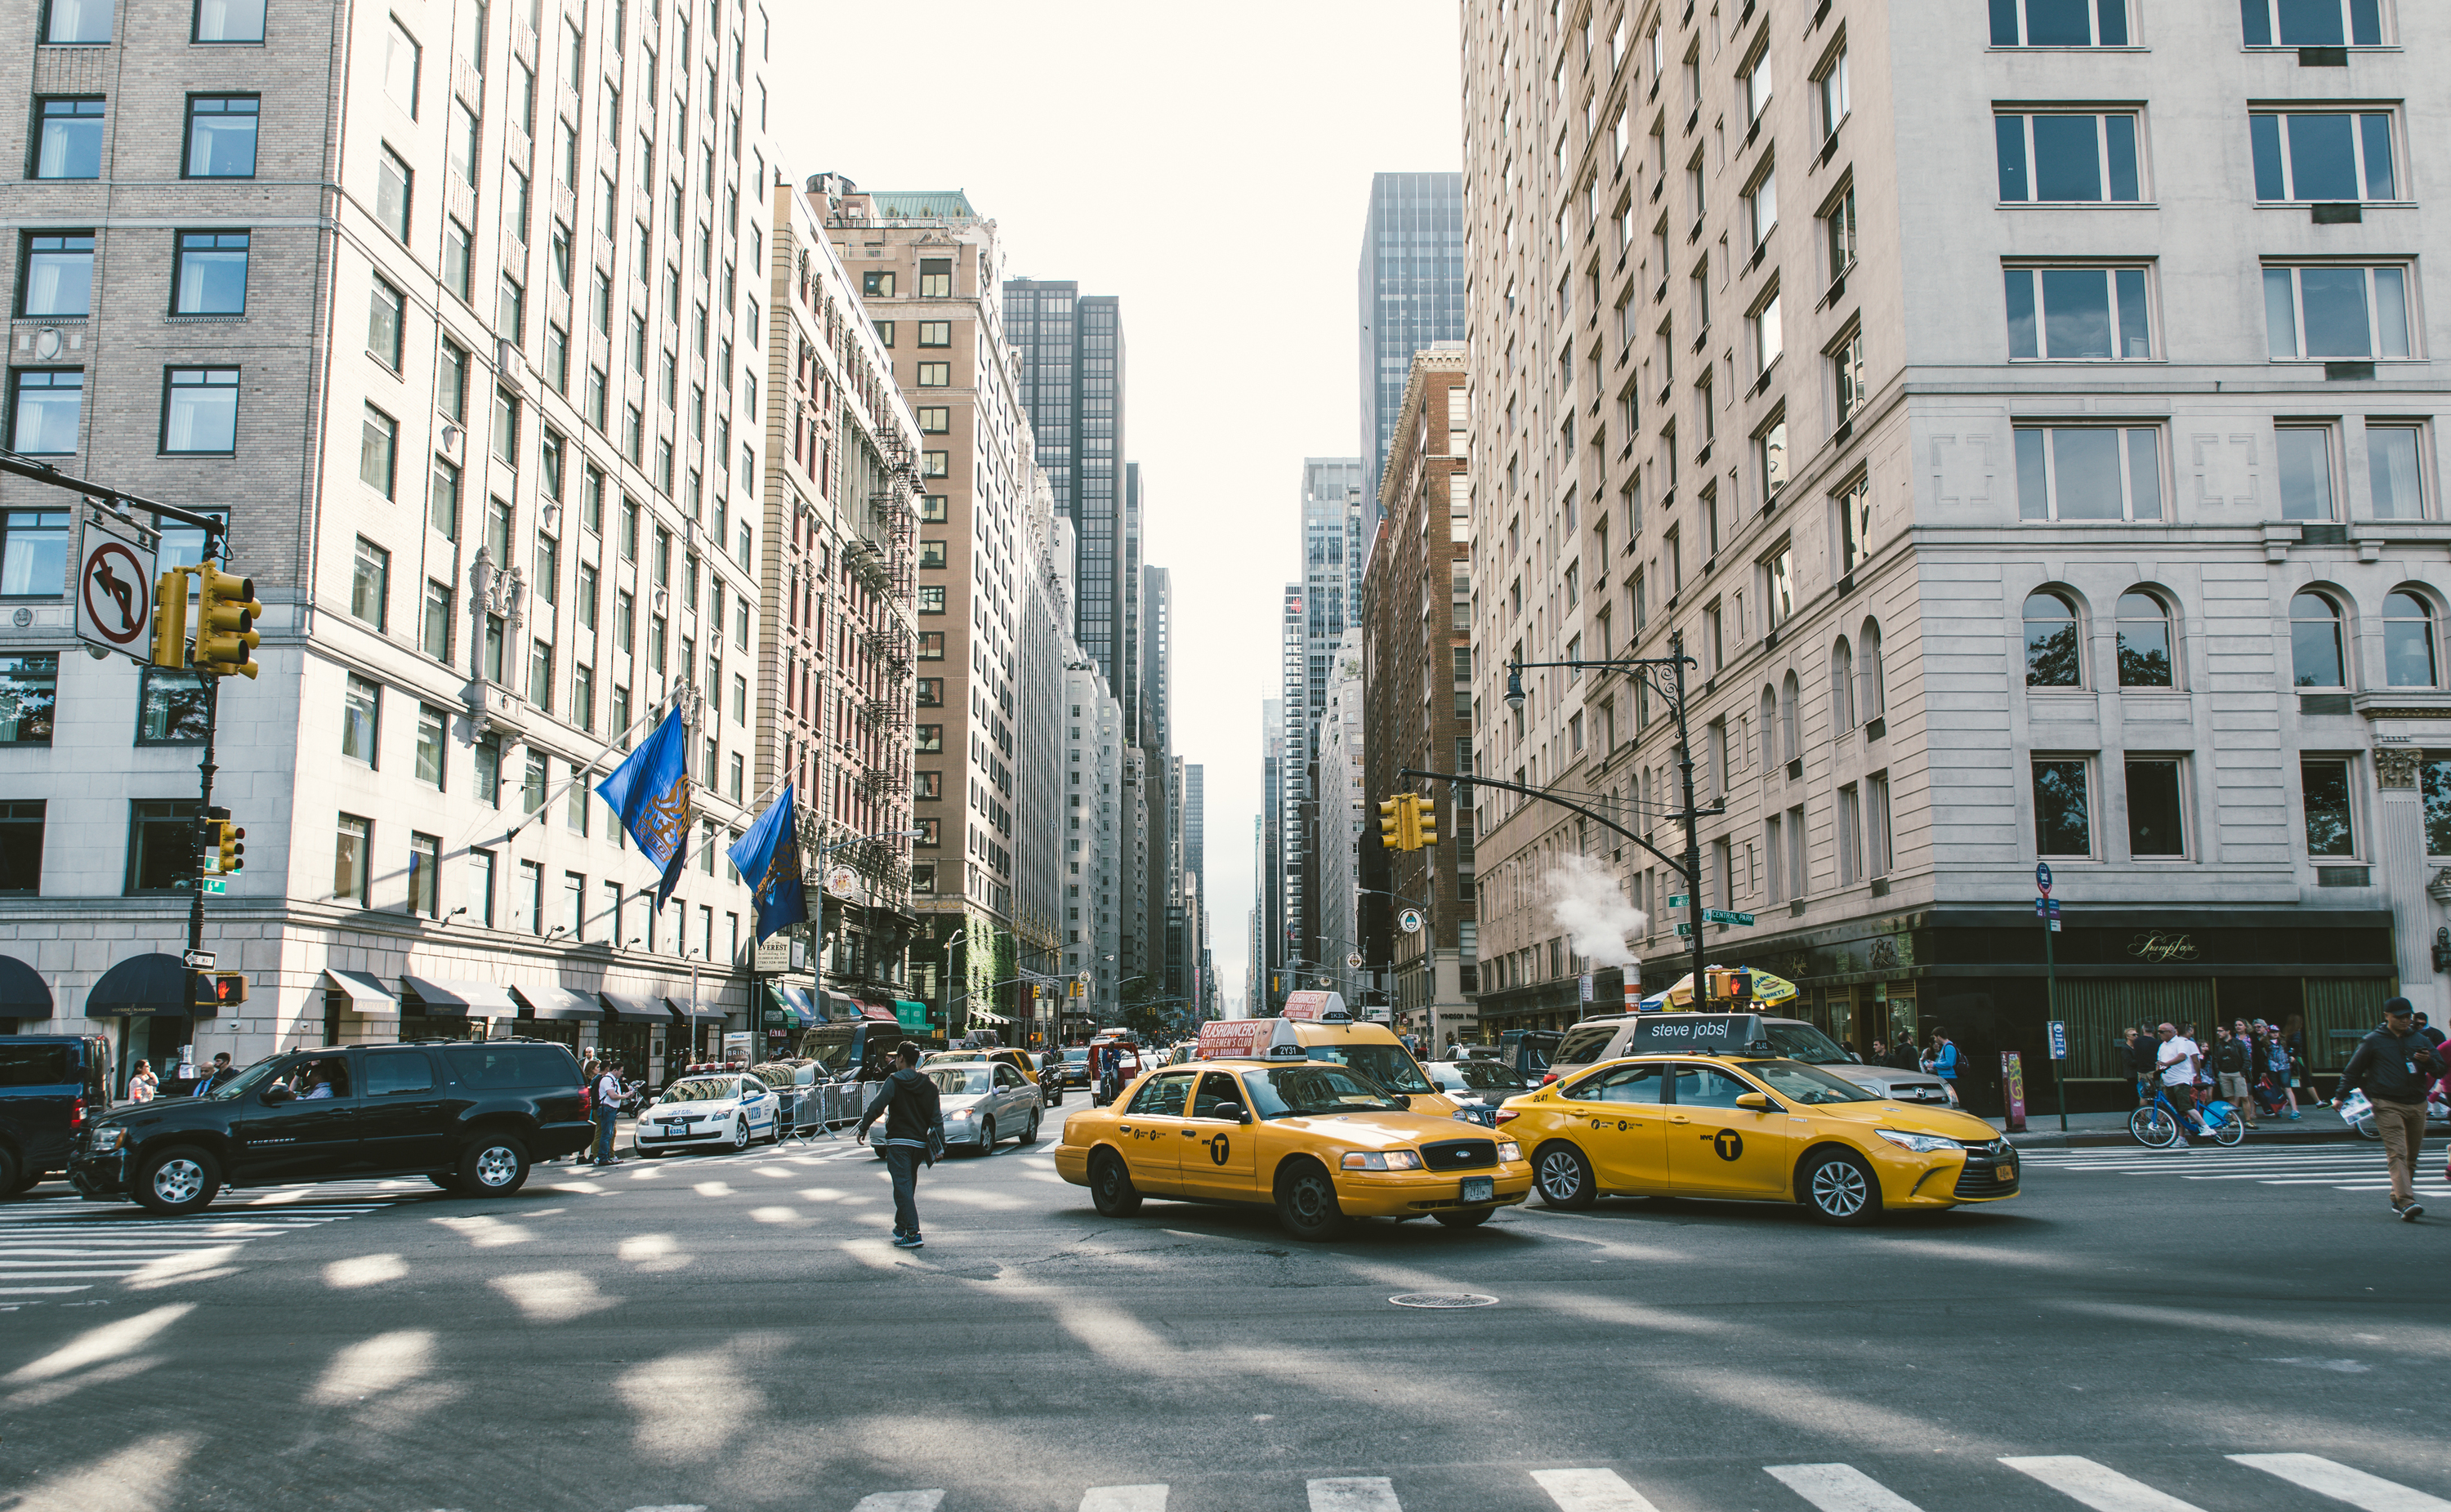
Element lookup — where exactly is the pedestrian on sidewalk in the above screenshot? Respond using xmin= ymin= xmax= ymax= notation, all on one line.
xmin=2121 ymin=1028 xmax=2156 ymax=1107
xmin=590 ymin=1059 xmax=623 ymax=1165
xmin=2212 ymin=1026 xmax=2259 ymax=1130
xmin=2339 ymin=998 xmax=2441 ymax=1220
xmin=1930 ymin=1030 xmax=1962 ymax=1106
xmin=126 ymin=1059 xmax=158 ymax=1103
xmin=856 ymin=1041 xmax=944 ymax=1248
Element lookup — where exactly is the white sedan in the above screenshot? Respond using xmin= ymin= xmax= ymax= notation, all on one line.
xmin=634 ymin=1074 xmax=779 ymax=1155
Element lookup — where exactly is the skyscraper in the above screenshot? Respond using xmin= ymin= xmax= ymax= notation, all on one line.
xmin=1004 ymin=280 xmax=1129 ymax=707
xmin=1356 ymin=173 xmax=1467 ymax=527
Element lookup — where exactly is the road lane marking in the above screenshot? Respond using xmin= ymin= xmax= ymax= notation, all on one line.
xmin=1309 ymin=1478 xmax=1403 ymax=1512
xmin=1531 ymin=1466 xmax=1665 ymax=1510
xmin=1766 ymin=1463 xmax=1926 ymax=1511
xmin=849 ymin=1495 xmax=944 ymax=1512
xmin=2230 ymin=1454 xmax=2451 ymax=1510
xmin=1080 ymin=1486 xmax=1169 ymax=1512
xmin=2001 ymin=1456 xmax=2205 ymax=1512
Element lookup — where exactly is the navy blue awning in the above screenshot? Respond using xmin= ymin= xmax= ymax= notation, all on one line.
xmin=0 ymin=955 xmax=51 ymax=1016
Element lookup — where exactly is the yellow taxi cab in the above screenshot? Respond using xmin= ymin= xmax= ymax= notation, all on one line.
xmin=1496 ymin=1015 xmax=2018 ymax=1225
xmin=1189 ymin=992 xmax=1460 ymax=1117
xmin=1052 ymin=1048 xmax=1534 ymax=1240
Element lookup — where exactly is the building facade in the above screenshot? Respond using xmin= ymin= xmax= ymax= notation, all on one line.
xmin=1363 ymin=346 xmax=1476 ymax=1042
xmin=1063 ymin=663 xmax=1124 ymax=1024
xmin=1458 ymin=0 xmax=2444 ymax=1113
xmin=1004 ymin=279 xmax=1129 ymax=709
xmin=0 ymin=0 xmax=782 ymax=1079
xmin=1315 ymin=629 xmax=1367 ymax=1003
xmin=1357 ymin=172 xmax=1467 ymax=520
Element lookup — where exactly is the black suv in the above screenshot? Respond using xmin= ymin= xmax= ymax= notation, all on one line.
xmin=0 ymin=1035 xmax=111 ymax=1197
xmin=69 ymin=1039 xmax=590 ymax=1215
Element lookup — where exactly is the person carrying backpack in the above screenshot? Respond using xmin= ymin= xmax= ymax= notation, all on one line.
xmin=2339 ymin=998 xmax=2443 ymax=1220
xmin=856 ymin=1041 xmax=944 ymax=1249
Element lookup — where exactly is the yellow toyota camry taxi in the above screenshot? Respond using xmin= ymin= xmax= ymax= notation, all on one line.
xmin=1054 ymin=1051 xmax=1534 ymax=1240
xmin=1498 ymin=1033 xmax=2018 ymax=1225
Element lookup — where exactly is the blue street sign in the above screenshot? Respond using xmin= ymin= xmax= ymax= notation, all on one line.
xmin=2047 ymin=1020 xmax=2068 ymax=1060
xmin=2035 ymin=862 xmax=2053 ymax=896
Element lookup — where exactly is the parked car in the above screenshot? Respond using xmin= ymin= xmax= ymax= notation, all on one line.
xmin=924 ymin=1046 xmax=1061 ymax=1107
xmin=1424 ymin=1059 xmax=1536 ymax=1126
xmin=0 ymin=1034 xmax=111 ymax=1197
xmin=896 ymin=1061 xmax=1042 ymax=1156
xmin=68 ymin=1039 xmax=588 ymax=1215
xmin=748 ymin=1059 xmax=829 ymax=1133
xmin=634 ymin=1073 xmax=780 ymax=1155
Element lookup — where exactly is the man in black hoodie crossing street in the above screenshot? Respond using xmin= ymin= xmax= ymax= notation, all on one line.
xmin=856 ymin=1041 xmax=944 ymax=1248
xmin=2340 ymin=998 xmax=2442 ymax=1221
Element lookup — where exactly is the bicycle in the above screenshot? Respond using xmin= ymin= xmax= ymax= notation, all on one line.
xmin=2130 ymin=1085 xmax=2246 ymax=1148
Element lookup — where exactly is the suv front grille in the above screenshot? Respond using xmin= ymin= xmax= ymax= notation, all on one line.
xmin=1421 ymin=1138 xmax=1498 ymax=1171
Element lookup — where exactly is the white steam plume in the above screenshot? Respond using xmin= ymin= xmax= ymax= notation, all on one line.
xmin=1547 ymin=854 xmax=1647 ymax=970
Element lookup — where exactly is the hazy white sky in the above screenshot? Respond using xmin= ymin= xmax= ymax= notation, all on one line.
xmin=783 ymin=2 xmax=1462 ymax=1012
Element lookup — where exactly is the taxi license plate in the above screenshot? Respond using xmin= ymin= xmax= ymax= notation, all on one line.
xmin=1998 ymin=1162 xmax=2016 ymax=1182
xmin=1459 ymin=1175 xmax=1495 ymax=1203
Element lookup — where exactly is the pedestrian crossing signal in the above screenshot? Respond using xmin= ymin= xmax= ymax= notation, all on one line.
xmin=193 ymin=972 xmax=247 ymax=1007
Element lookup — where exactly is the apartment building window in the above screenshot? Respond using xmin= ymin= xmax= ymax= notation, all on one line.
xmin=367 ymin=278 xmax=408 ymax=370
xmin=1748 ymin=290 xmax=1784 ymax=377
xmin=1762 ymin=546 xmax=1794 ymax=629
xmin=2006 ymin=265 xmax=2152 ymax=359
xmin=917 ymin=407 xmax=949 ymax=434
xmin=1836 ymin=473 xmax=1873 ymax=574
xmin=342 ymin=674 xmax=381 ymax=764
xmin=2263 ymin=264 xmax=2411 ymax=360
xmin=1743 ymin=163 xmax=1778 ymax=252
xmin=917 ymin=540 xmax=948 ymax=569
xmin=918 ymin=495 xmax=949 ymax=523
xmin=412 ymin=702 xmax=445 ymax=788
xmin=484 ymin=613 xmax=507 ymax=681
xmin=1739 ymin=37 xmax=1772 ymax=125
xmin=1867 ymin=770 xmax=1894 ymax=875
xmin=333 ymin=814 xmax=372 ymax=905
xmin=862 ymin=271 xmax=895 ymax=297
xmin=2242 ymin=0 xmax=2384 ymax=47
xmin=1837 ymin=784 xmax=1864 ymax=885
xmin=1828 ymin=324 xmax=1867 ymax=424
xmin=2014 ymin=426 xmax=2163 ymax=520
xmin=915 ymin=725 xmax=943 ymax=755
xmin=920 ymin=258 xmax=953 ymax=297
xmin=916 ymin=677 xmax=943 ymax=707
xmin=194 ymin=0 xmax=267 ymax=43
xmin=2384 ymin=591 xmax=2438 ymax=687
xmin=1995 ymin=113 xmax=2141 ymax=203
xmin=136 ymin=668 xmax=208 ymax=745
xmin=350 ymin=537 xmax=389 ymax=627
xmin=2301 ymin=758 xmax=2355 ymax=857
xmin=519 ymin=752 xmax=547 ymax=817
xmin=529 ymin=637 xmax=553 ymax=712
xmin=2278 ymin=426 xmax=2338 ymax=520
xmin=8 ymin=371 xmax=81 ymax=454
xmin=917 ymin=631 xmax=945 ymax=660
xmin=917 ymin=362 xmax=950 ymax=387
xmin=2367 ymin=424 xmax=2428 ymax=519
xmin=440 ymin=220 xmax=472 ymax=301
xmin=2292 ymin=591 xmax=2346 ymax=687
xmin=421 ymin=580 xmax=452 ymax=662
xmin=2025 ymin=590 xmax=2083 ymax=686
xmin=171 ymin=230 xmax=248 ymax=314
xmin=0 ymin=653 xmax=58 ymax=743
xmin=517 ymin=859 xmax=545 ymax=932
xmin=498 ymin=274 xmax=525 ymax=342
xmin=2116 ymin=591 xmax=2175 ymax=686
xmin=2127 ymin=758 xmax=2185 ymax=857
xmin=160 ymin=368 xmax=239 ymax=453
xmin=19 ymin=233 xmax=92 ymax=318
xmin=126 ymin=800 xmax=199 ymax=894
xmin=917 ymin=321 xmax=951 ymax=347
xmin=376 ymin=147 xmax=413 ymax=241
xmin=32 ymin=99 xmax=105 ymax=180
xmin=428 ymin=460 xmax=461 ymax=541
xmin=185 ymin=96 xmax=258 ymax=177
xmin=2033 ymin=758 xmax=2092 ymax=857
xmin=382 ymin=16 xmax=420 ymax=113
xmin=406 ymin=832 xmax=441 ymax=917
xmin=1813 ymin=46 xmax=1849 ymax=141
xmin=359 ymin=404 xmax=396 ymax=496
xmin=2252 ymin=111 xmax=2395 ymax=203
xmin=922 ymin=451 xmax=949 ymax=477
xmin=1991 ymin=0 xmax=2128 ymax=45
xmin=42 ymin=0 xmax=113 ymax=42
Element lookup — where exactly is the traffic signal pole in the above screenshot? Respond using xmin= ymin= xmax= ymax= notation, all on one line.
xmin=186 ymin=675 xmax=220 ymax=1015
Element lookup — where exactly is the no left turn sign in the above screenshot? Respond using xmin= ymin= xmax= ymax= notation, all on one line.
xmin=76 ymin=525 xmax=154 ymax=657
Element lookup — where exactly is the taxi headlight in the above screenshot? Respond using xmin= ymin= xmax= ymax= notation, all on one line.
xmin=1876 ymin=1129 xmax=1960 ymax=1154
xmin=89 ymin=1126 xmax=126 ymax=1153
xmin=1496 ymin=1140 xmax=1523 ymax=1162
xmin=1339 ymin=1150 xmax=1423 ymax=1171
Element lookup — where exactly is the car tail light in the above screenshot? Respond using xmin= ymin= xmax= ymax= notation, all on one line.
xmin=1493 ymin=1109 xmax=1518 ymax=1125
xmin=69 ymin=1096 xmax=85 ymax=1130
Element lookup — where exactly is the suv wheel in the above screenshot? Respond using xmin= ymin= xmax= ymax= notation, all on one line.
xmin=459 ymin=1135 xmax=531 ymax=1197
xmin=134 ymin=1145 xmax=221 ymax=1216
xmin=0 ymin=1146 xmax=25 ymax=1198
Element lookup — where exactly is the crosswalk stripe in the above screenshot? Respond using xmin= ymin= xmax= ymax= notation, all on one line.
xmin=1079 ymin=1487 xmax=1168 ymax=1512
xmin=2230 ymin=1454 xmax=2451 ymax=1511
xmin=1766 ymin=1462 xmax=1926 ymax=1511
xmin=849 ymin=1494 xmax=943 ymax=1512
xmin=1309 ymin=1478 xmax=1402 ymax=1512
xmin=2002 ymin=1456 xmax=2205 ymax=1512
xmin=1532 ymin=1466 xmax=1664 ymax=1511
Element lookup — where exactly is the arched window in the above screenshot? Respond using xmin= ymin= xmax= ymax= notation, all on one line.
xmin=2023 ymin=591 xmax=2082 ymax=687
xmin=1760 ymin=688 xmax=1779 ymax=769
xmin=2384 ymin=591 xmax=2438 ymax=687
xmin=2290 ymin=591 xmax=2345 ymax=688
xmin=1859 ymin=618 xmax=1886 ymax=720
xmin=1779 ymin=671 xmax=1801 ymax=763
xmin=2115 ymin=591 xmax=2173 ymax=687
xmin=1831 ymin=636 xmax=1857 ymax=733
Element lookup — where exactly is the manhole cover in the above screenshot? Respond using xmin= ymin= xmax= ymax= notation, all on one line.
xmin=1388 ymin=1292 xmax=1499 ymax=1309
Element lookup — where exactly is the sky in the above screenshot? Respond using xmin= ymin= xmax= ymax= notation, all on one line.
xmin=783 ymin=2 xmax=1462 ymax=1014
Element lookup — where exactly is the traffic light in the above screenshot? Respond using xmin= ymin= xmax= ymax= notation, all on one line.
xmin=192 ymin=972 xmax=247 ymax=1007
xmin=205 ymin=807 xmax=244 ymax=874
xmin=1377 ymin=796 xmax=1403 ymax=850
xmin=151 ymin=567 xmax=192 ymax=670
xmin=1413 ymin=796 xmax=1439 ymax=849
xmin=194 ymin=560 xmax=261 ymax=680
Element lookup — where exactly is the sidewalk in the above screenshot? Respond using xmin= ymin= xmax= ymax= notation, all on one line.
xmin=1987 ymin=1104 xmax=2365 ymax=1148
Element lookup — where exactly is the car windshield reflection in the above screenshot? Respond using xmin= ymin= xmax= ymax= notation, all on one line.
xmin=203 ymin=1057 xmax=285 ymax=1100
xmin=662 ymin=1077 xmax=740 ymax=1102
xmin=927 ymin=1068 xmax=993 ymax=1095
xmin=1240 ymin=1065 xmax=1408 ymax=1118
xmin=1746 ymin=1059 xmax=1882 ymax=1104
xmin=1301 ymin=1044 xmax=1434 ymax=1095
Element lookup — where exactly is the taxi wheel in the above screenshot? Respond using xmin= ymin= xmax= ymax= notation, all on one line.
xmin=1533 ymin=1142 xmax=1597 ymax=1210
xmin=1089 ymin=1151 xmax=1142 ymax=1216
xmin=1274 ymin=1160 xmax=1346 ymax=1242
xmin=1800 ymin=1149 xmax=1881 ymax=1226
xmin=1433 ymin=1207 xmax=1494 ymax=1229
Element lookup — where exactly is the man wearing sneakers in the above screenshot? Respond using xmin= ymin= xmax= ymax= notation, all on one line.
xmin=2339 ymin=998 xmax=2442 ymax=1220
xmin=855 ymin=1041 xmax=944 ymax=1248
xmin=2154 ymin=1023 xmax=2210 ymax=1140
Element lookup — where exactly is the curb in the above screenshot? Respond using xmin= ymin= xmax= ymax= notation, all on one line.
xmin=2005 ymin=1127 xmax=2368 ymax=1149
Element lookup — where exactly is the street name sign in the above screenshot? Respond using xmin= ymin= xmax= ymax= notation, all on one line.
xmin=1703 ymin=908 xmax=1755 ymax=925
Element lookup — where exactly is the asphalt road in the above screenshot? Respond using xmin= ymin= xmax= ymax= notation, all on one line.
xmin=3 ymin=1102 xmax=2446 ymax=1512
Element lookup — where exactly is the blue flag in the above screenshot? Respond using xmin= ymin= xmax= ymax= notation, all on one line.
xmin=726 ymin=785 xmax=808 ymax=943
xmin=596 ymin=707 xmax=693 ymax=910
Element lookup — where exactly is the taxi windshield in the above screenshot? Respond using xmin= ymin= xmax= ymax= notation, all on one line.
xmin=1242 ymin=1065 xmax=1409 ymax=1117
xmin=927 ymin=1068 xmax=993 ymax=1096
xmin=1301 ymin=1043 xmax=1434 ymax=1095
xmin=1746 ymin=1059 xmax=1881 ymax=1104
xmin=663 ymin=1077 xmax=739 ymax=1102
xmin=1764 ymin=1022 xmax=1855 ymax=1064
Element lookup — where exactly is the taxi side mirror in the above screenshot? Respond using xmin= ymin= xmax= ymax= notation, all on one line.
xmin=1734 ymin=1092 xmax=1776 ymax=1113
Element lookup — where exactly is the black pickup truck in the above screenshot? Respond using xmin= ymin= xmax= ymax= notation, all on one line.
xmin=69 ymin=1039 xmax=590 ymax=1215
xmin=0 ymin=1034 xmax=112 ymax=1196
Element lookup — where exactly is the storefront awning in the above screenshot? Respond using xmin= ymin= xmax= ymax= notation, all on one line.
xmin=855 ymin=1001 xmax=902 ymax=1024
xmin=891 ymin=1000 xmax=931 ymax=1031
xmin=0 ymin=955 xmax=54 ymax=1017
xmin=775 ymin=985 xmax=816 ymax=1027
xmin=598 ymin=992 xmax=675 ymax=1024
xmin=322 ymin=970 xmax=397 ymax=1011
xmin=667 ymin=997 xmax=729 ymax=1025
xmin=399 ymin=975 xmax=521 ymax=1017
xmin=87 ymin=953 xmax=215 ymax=1019
xmin=967 ymin=1007 xmax=1011 ymax=1024
xmin=514 ymin=985 xmax=605 ymax=1021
